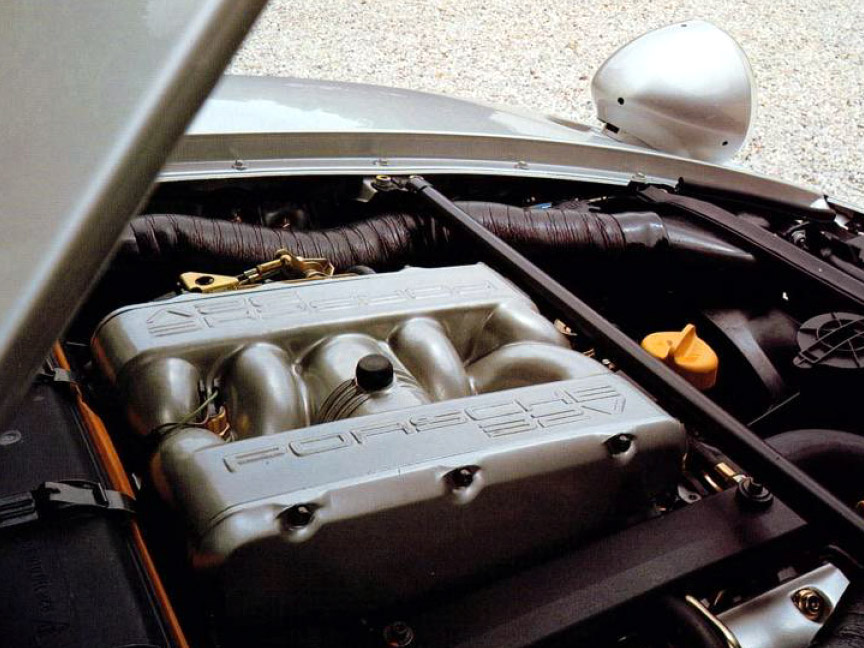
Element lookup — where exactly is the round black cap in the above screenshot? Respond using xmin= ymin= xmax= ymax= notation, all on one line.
xmin=355 ymin=354 xmax=394 ymax=392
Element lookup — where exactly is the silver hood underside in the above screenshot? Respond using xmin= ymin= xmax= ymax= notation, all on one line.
xmin=0 ymin=2 xmax=266 ymax=427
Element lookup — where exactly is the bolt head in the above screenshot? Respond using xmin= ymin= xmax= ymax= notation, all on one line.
xmin=792 ymin=587 xmax=828 ymax=621
xmin=450 ymin=466 xmax=475 ymax=489
xmin=383 ymin=621 xmax=414 ymax=647
xmin=736 ymin=477 xmax=774 ymax=508
xmin=0 ymin=429 xmax=22 ymax=446
xmin=606 ymin=433 xmax=633 ymax=455
xmin=283 ymin=504 xmax=315 ymax=528
xmin=747 ymin=480 xmax=766 ymax=496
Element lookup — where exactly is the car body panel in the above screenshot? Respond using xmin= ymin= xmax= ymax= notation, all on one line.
xmin=167 ymin=75 xmax=830 ymax=212
xmin=187 ymin=75 xmax=613 ymax=143
xmin=0 ymin=1 xmax=266 ymax=426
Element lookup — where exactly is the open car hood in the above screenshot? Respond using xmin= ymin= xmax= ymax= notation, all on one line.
xmin=0 ymin=1 xmax=265 ymax=426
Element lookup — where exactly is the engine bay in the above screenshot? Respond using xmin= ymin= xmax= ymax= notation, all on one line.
xmin=46 ymin=173 xmax=864 ymax=647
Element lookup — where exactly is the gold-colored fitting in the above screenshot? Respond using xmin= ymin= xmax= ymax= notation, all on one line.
xmin=179 ymin=248 xmax=337 ymax=294
xmin=203 ymin=406 xmax=232 ymax=441
xmin=792 ymin=587 xmax=829 ymax=622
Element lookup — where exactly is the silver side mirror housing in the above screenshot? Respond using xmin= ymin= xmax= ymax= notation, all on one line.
xmin=592 ymin=20 xmax=756 ymax=164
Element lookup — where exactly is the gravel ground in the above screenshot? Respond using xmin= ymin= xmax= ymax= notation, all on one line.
xmin=231 ymin=1 xmax=864 ymax=204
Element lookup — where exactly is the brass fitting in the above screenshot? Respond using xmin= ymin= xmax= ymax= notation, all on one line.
xmin=180 ymin=248 xmax=337 ymax=294
xmin=792 ymin=587 xmax=829 ymax=622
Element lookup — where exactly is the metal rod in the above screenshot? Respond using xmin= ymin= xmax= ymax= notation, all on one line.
xmin=405 ymin=175 xmax=864 ymax=561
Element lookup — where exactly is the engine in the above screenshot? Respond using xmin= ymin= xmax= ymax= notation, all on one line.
xmin=92 ymin=263 xmax=685 ymax=621
xmin=37 ymin=172 xmax=864 ymax=648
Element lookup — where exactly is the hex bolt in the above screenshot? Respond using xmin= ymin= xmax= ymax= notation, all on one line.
xmin=790 ymin=230 xmax=808 ymax=248
xmin=606 ymin=433 xmax=633 ymax=455
xmin=736 ymin=477 xmax=774 ymax=509
xmin=792 ymin=587 xmax=828 ymax=622
xmin=0 ymin=430 xmax=22 ymax=446
xmin=450 ymin=467 xmax=475 ymax=489
xmin=383 ymin=621 xmax=414 ymax=647
xmin=283 ymin=504 xmax=315 ymax=528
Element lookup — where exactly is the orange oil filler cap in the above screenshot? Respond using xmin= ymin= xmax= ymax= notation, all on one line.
xmin=641 ymin=323 xmax=718 ymax=390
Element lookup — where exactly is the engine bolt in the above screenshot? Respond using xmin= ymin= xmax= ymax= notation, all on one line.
xmin=736 ymin=477 xmax=774 ymax=509
xmin=283 ymin=504 xmax=315 ymax=528
xmin=606 ymin=433 xmax=633 ymax=455
xmin=0 ymin=429 xmax=22 ymax=446
xmin=383 ymin=621 xmax=414 ymax=647
xmin=792 ymin=587 xmax=828 ymax=621
xmin=789 ymin=230 xmax=808 ymax=247
xmin=450 ymin=467 xmax=475 ymax=488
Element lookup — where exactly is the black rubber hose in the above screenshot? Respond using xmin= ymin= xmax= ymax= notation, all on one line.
xmin=810 ymin=583 xmax=864 ymax=647
xmin=767 ymin=430 xmax=864 ymax=505
xmin=650 ymin=596 xmax=728 ymax=648
xmin=120 ymin=202 xmax=663 ymax=275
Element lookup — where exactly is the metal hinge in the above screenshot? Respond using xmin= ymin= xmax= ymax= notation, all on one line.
xmin=0 ymin=480 xmax=135 ymax=530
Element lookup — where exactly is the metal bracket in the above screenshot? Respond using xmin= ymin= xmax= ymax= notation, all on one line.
xmin=180 ymin=248 xmax=337 ymax=295
xmin=37 ymin=365 xmax=77 ymax=386
xmin=0 ymin=479 xmax=135 ymax=530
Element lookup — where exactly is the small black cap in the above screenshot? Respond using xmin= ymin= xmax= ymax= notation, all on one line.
xmin=736 ymin=477 xmax=774 ymax=509
xmin=356 ymin=354 xmax=394 ymax=392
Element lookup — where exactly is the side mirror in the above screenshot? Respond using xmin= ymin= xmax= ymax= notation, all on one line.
xmin=592 ymin=21 xmax=756 ymax=164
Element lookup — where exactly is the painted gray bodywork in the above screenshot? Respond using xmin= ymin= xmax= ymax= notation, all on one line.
xmin=0 ymin=1 xmax=265 ymax=426
xmin=187 ymin=75 xmax=608 ymax=142
xmin=592 ymin=21 xmax=756 ymax=164
xmin=168 ymin=74 xmax=830 ymax=213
